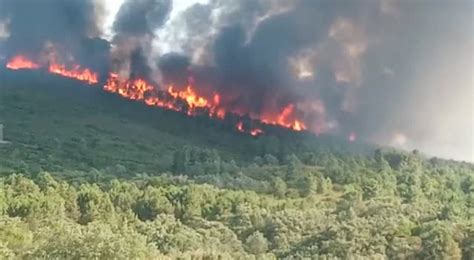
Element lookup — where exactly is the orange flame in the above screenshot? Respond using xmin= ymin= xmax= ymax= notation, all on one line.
xmin=236 ymin=121 xmax=244 ymax=132
xmin=6 ymin=56 xmax=40 ymax=70
xmin=48 ymin=63 xmax=98 ymax=84
xmin=5 ymin=55 xmax=309 ymax=137
xmin=216 ymin=108 xmax=226 ymax=119
xmin=6 ymin=55 xmax=97 ymax=84
xmin=236 ymin=121 xmax=264 ymax=136
xmin=103 ymin=74 xmax=220 ymax=116
xmin=104 ymin=74 xmax=154 ymax=100
xmin=250 ymin=128 xmax=264 ymax=136
xmin=168 ymin=86 xmax=210 ymax=115
xmin=262 ymin=104 xmax=306 ymax=131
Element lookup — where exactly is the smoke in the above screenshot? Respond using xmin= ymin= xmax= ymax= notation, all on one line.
xmin=350 ymin=0 xmax=473 ymax=161
xmin=158 ymin=52 xmax=190 ymax=88
xmin=113 ymin=0 xmax=171 ymax=37
xmin=0 ymin=0 xmax=103 ymax=58
xmin=154 ymin=0 xmax=472 ymax=160
xmin=111 ymin=0 xmax=172 ymax=80
xmin=156 ymin=0 xmax=361 ymax=130
xmin=0 ymin=0 xmax=472 ymax=161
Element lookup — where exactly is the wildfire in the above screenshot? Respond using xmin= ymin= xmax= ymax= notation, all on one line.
xmin=6 ymin=55 xmax=40 ymax=70
xmin=250 ymin=128 xmax=264 ymax=136
xmin=4 ymin=55 xmax=309 ymax=137
xmin=236 ymin=121 xmax=244 ymax=132
xmin=262 ymin=104 xmax=307 ymax=131
xmin=145 ymin=75 xmax=220 ymax=116
xmin=48 ymin=63 xmax=98 ymax=84
xmin=104 ymin=74 xmax=154 ymax=100
xmin=236 ymin=121 xmax=264 ymax=136
xmin=6 ymin=55 xmax=98 ymax=84
xmin=213 ymin=96 xmax=226 ymax=118
xmin=168 ymin=86 xmax=210 ymax=115
xmin=103 ymin=73 xmax=221 ymax=116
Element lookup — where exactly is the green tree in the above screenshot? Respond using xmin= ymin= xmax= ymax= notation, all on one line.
xmin=417 ymin=222 xmax=462 ymax=259
xmin=133 ymin=186 xmax=173 ymax=221
xmin=297 ymin=175 xmax=316 ymax=197
xmin=245 ymin=231 xmax=269 ymax=255
xmin=76 ymin=184 xmax=115 ymax=224
xmin=286 ymin=154 xmax=303 ymax=178
xmin=271 ymin=177 xmax=287 ymax=198
xmin=361 ymin=177 xmax=380 ymax=200
xmin=263 ymin=154 xmax=279 ymax=166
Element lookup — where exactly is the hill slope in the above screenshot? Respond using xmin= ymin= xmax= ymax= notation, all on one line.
xmin=0 ymin=69 xmax=371 ymax=175
xmin=0 ymin=70 xmax=472 ymax=259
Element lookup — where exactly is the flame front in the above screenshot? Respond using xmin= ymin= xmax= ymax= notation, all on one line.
xmin=5 ymin=55 xmax=311 ymax=137
xmin=103 ymin=73 xmax=222 ymax=116
xmin=48 ymin=63 xmax=98 ymax=84
xmin=236 ymin=121 xmax=264 ymax=136
xmin=6 ymin=55 xmax=98 ymax=84
xmin=104 ymin=74 xmax=153 ymax=100
xmin=6 ymin=56 xmax=40 ymax=70
xmin=261 ymin=104 xmax=307 ymax=131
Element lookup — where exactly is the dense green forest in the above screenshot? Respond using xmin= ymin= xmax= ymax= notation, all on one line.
xmin=0 ymin=72 xmax=473 ymax=259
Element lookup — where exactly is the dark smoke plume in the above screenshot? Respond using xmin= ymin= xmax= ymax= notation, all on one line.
xmin=111 ymin=0 xmax=172 ymax=80
xmin=158 ymin=52 xmax=190 ymax=89
xmin=0 ymin=0 xmax=102 ymax=58
xmin=130 ymin=47 xmax=152 ymax=80
xmin=113 ymin=0 xmax=172 ymax=37
xmin=0 ymin=0 xmax=471 ymax=161
xmin=155 ymin=0 xmax=472 ymax=160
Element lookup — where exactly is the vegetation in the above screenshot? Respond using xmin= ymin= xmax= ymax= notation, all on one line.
xmin=0 ymin=72 xmax=472 ymax=259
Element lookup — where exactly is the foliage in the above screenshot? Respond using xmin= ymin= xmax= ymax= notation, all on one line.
xmin=0 ymin=76 xmax=472 ymax=258
xmin=0 ymin=150 xmax=471 ymax=259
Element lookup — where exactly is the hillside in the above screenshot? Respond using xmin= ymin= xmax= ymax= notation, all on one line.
xmin=0 ymin=70 xmax=473 ymax=259
xmin=0 ymin=69 xmax=371 ymax=177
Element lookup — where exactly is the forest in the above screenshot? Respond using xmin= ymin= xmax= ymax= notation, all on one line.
xmin=0 ymin=73 xmax=473 ymax=259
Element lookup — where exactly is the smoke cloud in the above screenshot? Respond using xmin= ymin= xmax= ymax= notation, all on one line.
xmin=0 ymin=0 xmax=102 ymax=58
xmin=113 ymin=0 xmax=172 ymax=37
xmin=0 ymin=0 xmax=472 ymax=161
xmin=153 ymin=0 xmax=472 ymax=161
xmin=111 ymin=0 xmax=172 ymax=80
